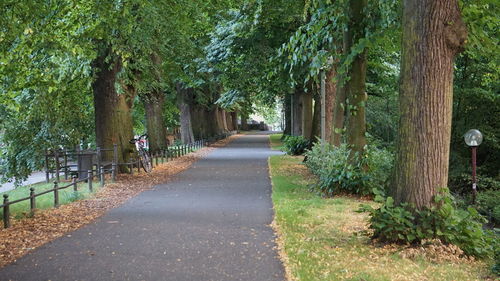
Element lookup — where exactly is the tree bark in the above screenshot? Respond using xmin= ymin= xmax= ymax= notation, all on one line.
xmin=325 ymin=67 xmax=337 ymax=144
xmin=231 ymin=111 xmax=238 ymax=132
xmin=92 ymin=50 xmax=134 ymax=172
xmin=302 ymin=92 xmax=313 ymax=140
xmin=143 ymin=91 xmax=167 ymax=151
xmin=222 ymin=109 xmax=229 ymax=132
xmin=291 ymin=88 xmax=303 ymax=136
xmin=345 ymin=0 xmax=368 ymax=157
xmin=332 ymin=76 xmax=346 ymax=146
xmin=311 ymin=92 xmax=321 ymax=141
xmin=176 ymin=84 xmax=195 ymax=144
xmin=392 ymin=0 xmax=467 ymax=209
xmin=240 ymin=113 xmax=249 ymax=131
xmin=284 ymin=95 xmax=292 ymax=136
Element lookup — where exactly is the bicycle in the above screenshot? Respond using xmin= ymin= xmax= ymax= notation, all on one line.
xmin=130 ymin=134 xmax=153 ymax=173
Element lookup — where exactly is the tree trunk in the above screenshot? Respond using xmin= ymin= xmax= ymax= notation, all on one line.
xmin=92 ymin=51 xmax=134 ymax=172
xmin=345 ymin=0 xmax=368 ymax=157
xmin=332 ymin=78 xmax=346 ymax=146
xmin=222 ymin=109 xmax=229 ymax=132
xmin=311 ymin=92 xmax=321 ymax=141
xmin=176 ymin=84 xmax=195 ymax=144
xmin=143 ymin=91 xmax=167 ymax=152
xmin=302 ymin=92 xmax=313 ymax=140
xmin=392 ymin=0 xmax=467 ymax=209
xmin=240 ymin=113 xmax=249 ymax=131
xmin=325 ymin=67 xmax=337 ymax=144
xmin=291 ymin=89 xmax=303 ymax=136
xmin=284 ymin=95 xmax=292 ymax=136
xmin=231 ymin=111 xmax=238 ymax=132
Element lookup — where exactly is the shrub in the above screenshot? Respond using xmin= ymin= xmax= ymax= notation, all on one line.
xmin=360 ymin=189 xmax=497 ymax=258
xmin=282 ymin=135 xmax=311 ymax=155
xmin=304 ymin=143 xmax=393 ymax=196
xmin=476 ymin=189 xmax=500 ymax=226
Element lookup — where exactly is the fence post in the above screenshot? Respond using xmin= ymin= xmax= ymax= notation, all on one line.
xmin=54 ymin=149 xmax=60 ymax=183
xmin=64 ymin=148 xmax=68 ymax=180
xmin=129 ymin=162 xmax=134 ymax=175
xmin=72 ymin=175 xmax=78 ymax=192
xmin=96 ymin=147 xmax=102 ymax=175
xmin=88 ymin=170 xmax=93 ymax=192
xmin=54 ymin=182 xmax=59 ymax=208
xmin=100 ymin=166 xmax=105 ymax=186
xmin=3 ymin=195 xmax=10 ymax=228
xmin=112 ymin=162 xmax=117 ymax=183
xmin=137 ymin=159 xmax=141 ymax=173
xmin=155 ymin=151 xmax=159 ymax=166
xmin=30 ymin=187 xmax=36 ymax=214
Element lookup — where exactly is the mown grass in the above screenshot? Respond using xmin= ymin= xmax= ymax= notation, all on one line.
xmin=269 ymin=154 xmax=492 ymax=281
xmin=269 ymin=133 xmax=284 ymax=151
xmin=0 ymin=179 xmax=100 ymax=219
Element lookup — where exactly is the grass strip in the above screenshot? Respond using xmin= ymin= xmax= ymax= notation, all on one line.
xmin=269 ymin=154 xmax=491 ymax=281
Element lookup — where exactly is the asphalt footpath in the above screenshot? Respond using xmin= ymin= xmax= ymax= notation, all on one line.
xmin=0 ymin=133 xmax=285 ymax=281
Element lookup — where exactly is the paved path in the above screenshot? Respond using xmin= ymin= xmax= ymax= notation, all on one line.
xmin=0 ymin=134 xmax=285 ymax=281
xmin=0 ymin=172 xmax=50 ymax=193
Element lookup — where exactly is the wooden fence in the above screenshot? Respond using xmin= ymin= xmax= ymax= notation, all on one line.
xmin=1 ymin=132 xmax=234 ymax=229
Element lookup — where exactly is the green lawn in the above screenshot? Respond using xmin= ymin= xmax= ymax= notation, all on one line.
xmin=269 ymin=154 xmax=492 ymax=281
xmin=0 ymin=179 xmax=100 ymax=220
xmin=269 ymin=133 xmax=284 ymax=151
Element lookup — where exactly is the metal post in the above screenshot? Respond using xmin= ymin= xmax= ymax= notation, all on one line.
xmin=100 ymin=166 xmax=105 ymax=186
xmin=112 ymin=162 xmax=117 ymax=182
xmin=88 ymin=170 xmax=93 ymax=192
xmin=3 ymin=195 xmax=10 ymax=228
xmin=113 ymin=144 xmax=118 ymax=175
xmin=30 ymin=187 xmax=36 ymax=214
xmin=53 ymin=182 xmax=59 ymax=207
xmin=320 ymin=69 xmax=326 ymax=148
xmin=471 ymin=146 xmax=478 ymax=204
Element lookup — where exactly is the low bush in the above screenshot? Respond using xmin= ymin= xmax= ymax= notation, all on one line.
xmin=304 ymin=143 xmax=393 ymax=196
xmin=476 ymin=189 xmax=500 ymax=226
xmin=360 ymin=188 xmax=497 ymax=258
xmin=282 ymin=135 xmax=311 ymax=155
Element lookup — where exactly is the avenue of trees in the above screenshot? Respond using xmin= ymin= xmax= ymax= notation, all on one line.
xmin=0 ymin=0 xmax=498 ymax=260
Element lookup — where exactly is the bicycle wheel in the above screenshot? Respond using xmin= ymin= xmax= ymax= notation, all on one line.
xmin=139 ymin=149 xmax=153 ymax=173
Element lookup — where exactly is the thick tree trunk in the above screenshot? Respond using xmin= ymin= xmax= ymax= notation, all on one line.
xmin=311 ymin=92 xmax=321 ymax=141
xmin=143 ymin=91 xmax=167 ymax=152
xmin=345 ymin=0 xmax=368 ymax=157
xmin=176 ymin=84 xmax=195 ymax=144
xmin=240 ymin=113 xmax=249 ymax=131
xmin=301 ymin=92 xmax=313 ymax=140
xmin=325 ymin=67 xmax=337 ymax=144
xmin=231 ymin=111 xmax=238 ymax=132
xmin=222 ymin=110 xmax=229 ymax=132
xmin=92 ymin=51 xmax=134 ymax=172
xmin=392 ymin=0 xmax=467 ymax=209
xmin=284 ymin=95 xmax=292 ymax=136
xmin=225 ymin=111 xmax=233 ymax=131
xmin=332 ymin=79 xmax=346 ymax=146
xmin=291 ymin=89 xmax=303 ymax=136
